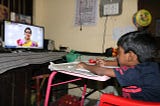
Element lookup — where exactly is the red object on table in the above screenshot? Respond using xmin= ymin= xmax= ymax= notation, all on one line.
xmin=88 ymin=59 xmax=96 ymax=64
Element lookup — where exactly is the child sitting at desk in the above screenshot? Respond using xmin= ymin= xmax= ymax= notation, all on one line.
xmin=76 ymin=31 xmax=160 ymax=102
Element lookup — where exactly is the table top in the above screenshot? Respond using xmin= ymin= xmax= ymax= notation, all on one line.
xmin=0 ymin=51 xmax=67 ymax=74
xmin=48 ymin=62 xmax=118 ymax=81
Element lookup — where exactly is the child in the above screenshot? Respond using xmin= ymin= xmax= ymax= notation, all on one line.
xmin=77 ymin=31 xmax=160 ymax=102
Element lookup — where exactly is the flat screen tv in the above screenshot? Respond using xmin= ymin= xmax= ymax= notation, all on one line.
xmin=3 ymin=20 xmax=44 ymax=50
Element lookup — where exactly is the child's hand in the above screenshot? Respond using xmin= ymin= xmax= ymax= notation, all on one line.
xmin=76 ymin=62 xmax=87 ymax=69
xmin=96 ymin=58 xmax=106 ymax=67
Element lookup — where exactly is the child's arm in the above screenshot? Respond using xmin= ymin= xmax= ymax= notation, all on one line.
xmin=77 ymin=62 xmax=116 ymax=77
xmin=96 ymin=58 xmax=118 ymax=67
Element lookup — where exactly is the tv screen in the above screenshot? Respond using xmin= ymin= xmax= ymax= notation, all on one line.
xmin=3 ymin=20 xmax=44 ymax=50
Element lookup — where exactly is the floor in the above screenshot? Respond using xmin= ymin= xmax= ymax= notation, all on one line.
xmin=68 ymin=83 xmax=100 ymax=106
xmin=31 ymin=81 xmax=119 ymax=106
xmin=68 ymin=83 xmax=119 ymax=106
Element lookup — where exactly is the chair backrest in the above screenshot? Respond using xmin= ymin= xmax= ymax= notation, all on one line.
xmin=99 ymin=93 xmax=160 ymax=106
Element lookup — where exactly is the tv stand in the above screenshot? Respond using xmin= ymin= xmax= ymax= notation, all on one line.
xmin=29 ymin=49 xmax=49 ymax=52
xmin=0 ymin=48 xmax=12 ymax=53
xmin=10 ymin=49 xmax=48 ymax=53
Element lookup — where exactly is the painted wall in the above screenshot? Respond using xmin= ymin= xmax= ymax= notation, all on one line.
xmin=33 ymin=0 xmax=137 ymax=53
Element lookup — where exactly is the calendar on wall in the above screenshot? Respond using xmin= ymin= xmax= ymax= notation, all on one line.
xmin=75 ymin=0 xmax=98 ymax=26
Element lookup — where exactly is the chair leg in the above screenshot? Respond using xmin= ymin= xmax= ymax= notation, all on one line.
xmin=36 ymin=78 xmax=40 ymax=106
xmin=32 ymin=74 xmax=49 ymax=106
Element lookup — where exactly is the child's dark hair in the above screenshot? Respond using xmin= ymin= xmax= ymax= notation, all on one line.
xmin=117 ymin=31 xmax=157 ymax=63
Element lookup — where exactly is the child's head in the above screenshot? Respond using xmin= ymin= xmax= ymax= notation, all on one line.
xmin=117 ymin=31 xmax=157 ymax=63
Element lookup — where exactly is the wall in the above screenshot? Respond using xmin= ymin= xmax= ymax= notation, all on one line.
xmin=33 ymin=0 xmax=137 ymax=53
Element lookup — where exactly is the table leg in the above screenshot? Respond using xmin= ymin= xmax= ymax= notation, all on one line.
xmin=44 ymin=71 xmax=57 ymax=106
xmin=80 ymin=84 xmax=87 ymax=106
xmin=44 ymin=71 xmax=86 ymax=106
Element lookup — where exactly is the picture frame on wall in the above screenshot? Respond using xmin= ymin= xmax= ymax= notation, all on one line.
xmin=10 ymin=12 xmax=32 ymax=24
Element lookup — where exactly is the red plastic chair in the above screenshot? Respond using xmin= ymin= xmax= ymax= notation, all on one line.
xmin=99 ymin=93 xmax=160 ymax=106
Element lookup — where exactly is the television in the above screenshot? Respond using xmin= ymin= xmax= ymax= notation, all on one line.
xmin=3 ymin=20 xmax=44 ymax=51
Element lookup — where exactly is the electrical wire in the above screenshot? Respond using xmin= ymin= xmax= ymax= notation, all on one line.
xmin=102 ymin=16 xmax=108 ymax=53
xmin=79 ymin=0 xmax=83 ymax=31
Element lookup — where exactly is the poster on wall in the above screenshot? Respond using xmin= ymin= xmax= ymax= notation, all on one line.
xmin=10 ymin=12 xmax=31 ymax=24
xmin=75 ymin=0 xmax=98 ymax=26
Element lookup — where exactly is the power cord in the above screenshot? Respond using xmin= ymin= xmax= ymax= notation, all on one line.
xmin=102 ymin=16 xmax=108 ymax=53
